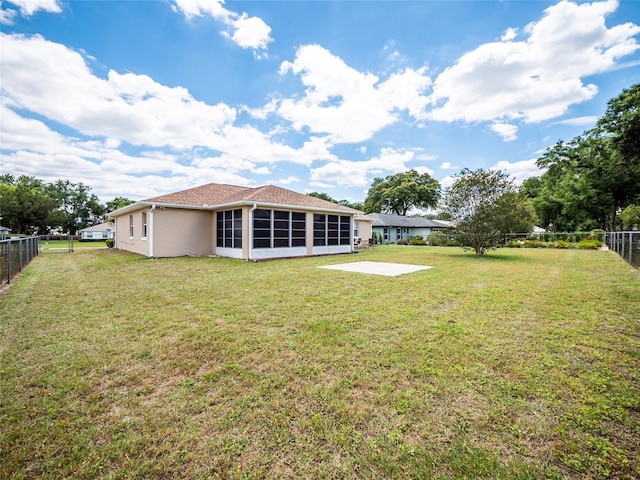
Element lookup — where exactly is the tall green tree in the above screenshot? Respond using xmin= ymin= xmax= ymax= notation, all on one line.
xmin=364 ymin=169 xmax=440 ymax=215
xmin=532 ymin=84 xmax=640 ymax=231
xmin=0 ymin=175 xmax=57 ymax=234
xmin=105 ymin=197 xmax=136 ymax=214
xmin=620 ymin=205 xmax=640 ymax=231
xmin=47 ymin=180 xmax=106 ymax=234
xmin=308 ymin=192 xmax=363 ymax=211
xmin=443 ymin=169 xmax=535 ymax=256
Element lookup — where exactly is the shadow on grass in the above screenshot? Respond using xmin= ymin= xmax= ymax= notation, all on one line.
xmin=438 ymin=248 xmax=535 ymax=262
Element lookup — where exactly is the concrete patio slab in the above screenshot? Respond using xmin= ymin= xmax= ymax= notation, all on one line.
xmin=319 ymin=261 xmax=434 ymax=277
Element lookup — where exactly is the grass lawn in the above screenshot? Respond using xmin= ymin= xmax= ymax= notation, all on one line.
xmin=39 ymin=239 xmax=108 ymax=250
xmin=1 ymin=246 xmax=638 ymax=479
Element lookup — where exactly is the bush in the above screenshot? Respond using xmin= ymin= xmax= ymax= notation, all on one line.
xmin=105 ymin=239 xmax=114 ymax=249
xmin=506 ymin=240 xmax=522 ymax=248
xmin=554 ymin=240 xmax=570 ymax=249
xmin=577 ymin=239 xmax=602 ymax=250
xmin=396 ymin=239 xmax=408 ymax=245
xmin=409 ymin=236 xmax=426 ymax=246
xmin=590 ymin=229 xmax=605 ymax=243
xmin=428 ymin=232 xmax=447 ymax=246
xmin=524 ymin=240 xmax=552 ymax=248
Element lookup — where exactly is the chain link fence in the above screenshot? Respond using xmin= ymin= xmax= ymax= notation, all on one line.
xmin=607 ymin=231 xmax=640 ymax=268
xmin=0 ymin=236 xmax=40 ymax=285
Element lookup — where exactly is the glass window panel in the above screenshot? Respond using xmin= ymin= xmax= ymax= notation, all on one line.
xmin=292 ymin=212 xmax=305 ymax=221
xmin=254 ymin=209 xmax=271 ymax=219
xmin=274 ymin=210 xmax=289 ymax=220
xmin=274 ymin=220 xmax=289 ymax=230
xmin=254 ymin=238 xmax=270 ymax=248
xmin=274 ymin=238 xmax=289 ymax=247
xmin=254 ymin=219 xmax=270 ymax=229
xmin=292 ymin=238 xmax=306 ymax=247
xmin=274 ymin=230 xmax=289 ymax=238
xmin=254 ymin=229 xmax=270 ymax=238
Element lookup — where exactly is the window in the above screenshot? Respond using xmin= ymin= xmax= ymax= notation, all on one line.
xmin=313 ymin=214 xmax=351 ymax=246
xmin=216 ymin=209 xmax=242 ymax=248
xmin=129 ymin=215 xmax=134 ymax=238
xmin=253 ymin=209 xmax=306 ymax=249
xmin=142 ymin=212 xmax=147 ymax=238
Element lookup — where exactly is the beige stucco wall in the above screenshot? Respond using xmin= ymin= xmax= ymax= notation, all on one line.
xmin=115 ymin=206 xmax=151 ymax=256
xmin=115 ymin=205 xmax=358 ymax=259
xmin=152 ymin=207 xmax=213 ymax=257
xmin=355 ymin=218 xmax=373 ymax=241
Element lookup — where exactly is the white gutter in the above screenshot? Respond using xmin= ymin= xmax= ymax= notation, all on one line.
xmin=149 ymin=204 xmax=156 ymax=257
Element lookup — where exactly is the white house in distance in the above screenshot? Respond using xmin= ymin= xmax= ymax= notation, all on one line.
xmin=368 ymin=213 xmax=450 ymax=243
xmin=79 ymin=222 xmax=115 ymax=240
xmin=109 ymin=183 xmax=373 ymax=261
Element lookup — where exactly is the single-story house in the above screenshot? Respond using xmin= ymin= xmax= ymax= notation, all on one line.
xmin=368 ymin=213 xmax=450 ymax=243
xmin=109 ymin=183 xmax=373 ymax=260
xmin=79 ymin=222 xmax=115 ymax=240
xmin=0 ymin=226 xmax=11 ymax=235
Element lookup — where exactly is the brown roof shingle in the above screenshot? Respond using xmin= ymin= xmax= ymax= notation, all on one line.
xmin=144 ymin=183 xmax=357 ymax=212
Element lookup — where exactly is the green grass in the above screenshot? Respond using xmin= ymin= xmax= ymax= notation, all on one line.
xmin=1 ymin=246 xmax=639 ymax=479
xmin=40 ymin=239 xmax=108 ymax=250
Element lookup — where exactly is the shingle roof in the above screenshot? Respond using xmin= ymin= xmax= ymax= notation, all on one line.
xmin=141 ymin=183 xmax=358 ymax=213
xmin=368 ymin=213 xmax=449 ymax=228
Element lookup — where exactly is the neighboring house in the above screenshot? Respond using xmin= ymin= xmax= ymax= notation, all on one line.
xmin=368 ymin=213 xmax=450 ymax=243
xmin=79 ymin=222 xmax=115 ymax=240
xmin=109 ymin=183 xmax=372 ymax=260
xmin=0 ymin=226 xmax=11 ymax=235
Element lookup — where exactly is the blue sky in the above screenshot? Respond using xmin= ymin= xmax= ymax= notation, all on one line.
xmin=1 ymin=0 xmax=639 ymax=205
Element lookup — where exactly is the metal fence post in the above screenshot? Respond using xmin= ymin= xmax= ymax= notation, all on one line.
xmin=7 ymin=241 xmax=12 ymax=284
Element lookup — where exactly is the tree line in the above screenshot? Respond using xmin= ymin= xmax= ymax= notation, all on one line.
xmin=0 ymin=175 xmax=133 ymax=235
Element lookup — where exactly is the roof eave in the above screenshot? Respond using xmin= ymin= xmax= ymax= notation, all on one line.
xmin=110 ymin=200 xmax=359 ymax=216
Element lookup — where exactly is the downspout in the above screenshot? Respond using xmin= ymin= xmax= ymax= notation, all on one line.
xmin=248 ymin=203 xmax=257 ymax=261
xmin=149 ymin=204 xmax=156 ymax=258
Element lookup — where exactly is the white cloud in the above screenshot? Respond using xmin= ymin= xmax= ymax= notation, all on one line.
xmin=278 ymin=44 xmax=431 ymax=143
xmin=0 ymin=0 xmax=61 ymax=24
xmin=491 ymin=122 xmax=518 ymax=141
xmin=276 ymin=176 xmax=301 ymax=186
xmin=491 ymin=159 xmax=545 ymax=184
xmin=501 ymin=27 xmax=518 ymax=42
xmin=429 ymin=0 xmax=640 ymax=124
xmin=439 ymin=175 xmax=456 ymax=189
xmin=172 ymin=0 xmax=272 ymax=52
xmin=553 ymin=115 xmax=599 ymax=126
xmin=414 ymin=166 xmax=436 ymax=177
xmin=310 ymin=147 xmax=414 ymax=187
xmin=440 ymin=162 xmax=459 ymax=170
xmin=1 ymin=33 xmax=238 ymax=148
xmin=1 ymin=33 xmax=330 ymax=172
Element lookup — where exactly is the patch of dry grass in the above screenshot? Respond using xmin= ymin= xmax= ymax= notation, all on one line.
xmin=1 ymin=246 xmax=639 ymax=479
